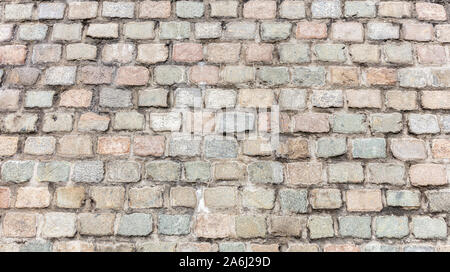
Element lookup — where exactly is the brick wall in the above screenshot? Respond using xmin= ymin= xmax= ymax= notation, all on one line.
xmin=0 ymin=0 xmax=449 ymax=252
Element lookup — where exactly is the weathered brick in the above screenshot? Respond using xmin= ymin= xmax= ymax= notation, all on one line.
xmin=146 ymin=160 xmax=181 ymax=181
xmin=72 ymin=161 xmax=104 ymax=183
xmin=368 ymin=22 xmax=399 ymax=40
xmin=16 ymin=187 xmax=51 ymax=208
xmin=339 ymin=216 xmax=371 ymax=239
xmin=416 ymin=2 xmax=446 ymax=21
xmin=310 ymin=189 xmax=342 ymax=210
xmin=124 ymin=22 xmax=155 ymax=40
xmin=160 ymin=22 xmax=191 ymax=40
xmin=350 ymin=44 xmax=380 ymax=63
xmin=106 ymin=161 xmax=140 ymax=183
xmin=345 ymin=1 xmax=376 ymax=18
xmin=129 ymin=186 xmax=163 ymax=208
xmin=158 ymin=214 xmax=191 ymax=235
xmin=18 ymin=24 xmax=48 ymax=41
xmin=422 ymin=91 xmax=450 ymax=110
xmin=329 ymin=162 xmax=364 ymax=183
xmin=390 ymin=138 xmax=427 ymax=161
xmin=352 ymin=138 xmax=386 ymax=159
xmin=90 ymin=186 xmax=125 ymax=209
xmin=4 ymin=4 xmax=33 ymax=21
xmin=52 ymin=24 xmax=82 ymax=41
xmin=2 ymin=113 xmax=38 ymax=133
xmin=379 ymin=1 xmax=412 ymax=18
xmin=270 ymin=216 xmax=304 ymax=237
xmin=236 ymin=215 xmax=266 ymax=238
xmin=386 ymin=190 xmax=420 ymax=208
xmin=43 ymin=213 xmax=76 ymax=238
xmin=296 ymin=22 xmax=328 ymax=39
xmin=311 ymin=0 xmax=341 ymax=18
xmin=204 ymin=187 xmax=237 ymax=208
xmin=0 ymin=188 xmax=10 ymax=208
xmin=286 ymin=162 xmax=323 ymax=185
xmin=154 ymin=65 xmax=186 ymax=85
xmin=314 ymin=44 xmax=347 ymax=62
xmin=68 ymin=2 xmax=98 ymax=19
xmin=176 ymin=1 xmax=204 ymax=18
xmin=432 ymin=139 xmax=450 ymax=159
xmin=134 ymin=136 xmax=165 ymax=157
xmin=225 ymin=22 xmax=256 ymax=40
xmin=279 ymin=189 xmax=308 ymax=213
xmin=113 ymin=111 xmax=145 ymax=131
xmin=248 ymin=161 xmax=283 ymax=184
xmin=0 ymin=45 xmax=27 ymax=65
xmin=346 ymin=189 xmax=383 ymax=212
xmin=332 ymin=113 xmax=366 ymax=134
xmin=408 ymin=114 xmax=440 ymax=134
xmin=116 ymin=66 xmax=149 ymax=86
xmin=87 ymin=23 xmax=119 ymax=38
xmin=403 ymin=23 xmax=433 ymax=41
xmin=79 ymin=213 xmax=115 ymax=236
xmin=366 ymin=68 xmax=397 ymax=86
xmin=330 ymin=67 xmax=359 ymax=86
xmin=3 ymin=213 xmax=36 ymax=238
xmin=347 ymin=89 xmax=382 ymax=109
xmin=195 ymin=213 xmax=235 ymax=238
xmin=386 ymin=90 xmax=417 ymax=110
xmin=292 ymin=113 xmax=330 ymax=133
xmin=56 ymin=187 xmax=85 ymax=209
xmin=243 ymin=1 xmax=276 ymax=19
xmin=1 ymin=161 xmax=34 ymax=183
xmin=308 ymin=215 xmax=334 ymax=239
xmin=78 ymin=113 xmax=110 ymax=132
xmin=102 ymin=2 xmax=135 ymax=18
xmin=331 ymin=22 xmax=364 ymax=42
xmin=117 ymin=213 xmax=152 ymax=236
xmin=173 ymin=43 xmax=203 ymax=63
xmin=97 ymin=136 xmax=131 ymax=155
xmin=375 ymin=216 xmax=409 ymax=239
xmin=170 ymin=187 xmax=197 ymax=208
xmin=139 ymin=1 xmax=171 ymax=18
xmin=38 ymin=3 xmax=66 ymax=19
xmin=410 ymin=164 xmax=447 ymax=187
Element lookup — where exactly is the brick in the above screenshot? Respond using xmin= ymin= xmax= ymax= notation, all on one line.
xmin=185 ymin=161 xmax=210 ymax=182
xmin=225 ymin=22 xmax=257 ymax=40
xmin=286 ymin=162 xmax=323 ymax=185
xmin=2 ymin=113 xmax=38 ymax=133
xmin=1 ymin=161 xmax=34 ymax=183
xmin=138 ymin=89 xmax=169 ymax=107
xmin=239 ymin=89 xmax=274 ymax=108
xmin=150 ymin=112 xmax=182 ymax=132
xmin=38 ymin=3 xmax=66 ymax=19
xmin=0 ymin=45 xmax=27 ymax=65
xmin=417 ymin=45 xmax=446 ymax=65
xmin=129 ymin=186 xmax=163 ymax=208
xmin=221 ymin=65 xmax=255 ymax=83
xmin=308 ymin=215 xmax=334 ymax=239
xmin=2 ymin=186 xmax=40 ymax=209
xmin=412 ymin=216 xmax=447 ymax=240
xmin=379 ymin=1 xmax=412 ymax=18
xmin=79 ymin=213 xmax=115 ymax=236
xmin=214 ymin=162 xmax=245 ymax=181
xmin=363 ymin=242 xmax=400 ymax=252
xmin=216 ymin=111 xmax=255 ymax=133
xmin=0 ymin=24 xmax=14 ymax=42
xmin=24 ymin=137 xmax=56 ymax=155
xmin=90 ymin=186 xmax=125 ymax=209
xmin=219 ymin=243 xmax=245 ymax=252
xmin=45 ymin=66 xmax=76 ymax=86
xmin=68 ymin=2 xmax=98 ymax=19
xmin=296 ymin=22 xmax=327 ymax=39
xmin=312 ymin=90 xmax=344 ymax=108
xmin=80 ymin=66 xmax=114 ymax=85
xmin=331 ymin=22 xmax=364 ymax=42
xmin=390 ymin=138 xmax=427 ymax=161
xmin=113 ymin=111 xmax=145 ymax=131
xmin=350 ymin=44 xmax=380 ymax=63
xmin=279 ymin=189 xmax=308 ymax=213
xmin=432 ymin=139 xmax=450 ymax=159
xmin=102 ymin=43 xmax=134 ymax=64
xmin=236 ymin=215 xmax=266 ymax=238
xmin=205 ymin=89 xmax=236 ymax=109
xmin=96 ymin=243 xmax=135 ymax=252
xmin=124 ymin=22 xmax=155 ymax=40
xmin=18 ymin=24 xmax=48 ymax=41
xmin=87 ymin=23 xmax=119 ymax=38
xmin=403 ymin=23 xmax=433 ymax=41
xmin=292 ymin=113 xmax=330 ymax=133
xmin=195 ymin=214 xmax=235 ymax=238
xmin=210 ymin=1 xmax=238 ymax=17
xmin=330 ymin=67 xmax=359 ymax=86
xmin=3 ymin=213 xmax=36 ymax=238
xmin=139 ymin=1 xmax=171 ymax=18
xmin=316 ymin=137 xmax=346 ymax=158
xmin=78 ymin=113 xmax=110 ymax=132
xmin=242 ymin=187 xmax=275 ymax=210
xmin=422 ymin=91 xmax=450 ymax=110
xmin=248 ymin=161 xmax=283 ymax=184
xmin=0 ymin=188 xmax=10 ymax=208
xmin=56 ymin=187 xmax=85 ymax=209
xmin=436 ymin=25 xmax=450 ymax=42
xmin=25 ymin=91 xmax=54 ymax=108
xmin=367 ymin=22 xmax=399 ymax=40
xmin=314 ymin=44 xmax=346 ymax=62
xmin=346 ymin=189 xmax=383 ymax=212
xmin=52 ymin=24 xmax=82 ymax=41
xmin=269 ymin=216 xmax=304 ymax=237
xmin=257 ymin=67 xmax=289 ymax=86
xmin=116 ymin=66 xmax=149 ymax=86
xmin=7 ymin=68 xmax=40 ymax=86
xmin=339 ymin=216 xmax=371 ymax=239
xmin=410 ymin=164 xmax=447 ymax=187
xmin=72 ymin=161 xmax=104 ymax=183
xmin=43 ymin=213 xmax=76 ymax=238
xmin=431 ymin=68 xmax=450 ymax=88
xmin=97 ymin=136 xmax=131 ymax=155
xmin=102 ymin=2 xmax=135 ymax=18
xmin=286 ymin=244 xmax=320 ymax=252
xmin=279 ymin=43 xmax=309 ymax=64
xmin=170 ymin=187 xmax=197 ymax=208
xmin=324 ymin=244 xmax=360 ymax=252
xmin=280 ymin=1 xmax=306 ymax=19
xmin=243 ymin=1 xmax=276 ymax=19
xmin=99 ymin=88 xmax=131 ymax=107
xmin=276 ymin=137 xmax=309 ymax=159
xmin=399 ymin=68 xmax=430 ymax=88
xmin=106 ymin=161 xmax=140 ymax=183
xmin=366 ymin=68 xmax=397 ymax=86
xmin=168 ymin=136 xmax=201 ymax=157
xmin=250 ymin=244 xmax=279 ymax=252
xmin=4 ymin=4 xmax=33 ymax=21
xmin=134 ymin=136 xmax=165 ymax=157
xmin=386 ymin=190 xmax=420 ymax=208
xmin=345 ymin=1 xmax=376 ymax=17
xmin=137 ymin=241 xmax=176 ymax=252
xmin=386 ymin=90 xmax=417 ymax=110
xmin=117 ymin=213 xmax=152 ymax=236
xmin=416 ymin=2 xmax=446 ymax=21
xmin=173 ymin=43 xmax=203 ymax=63
xmin=375 ymin=216 xmax=409 ymax=239
xmin=329 ymin=162 xmax=364 ymax=183
xmin=408 ymin=114 xmax=440 ymax=134
xmin=204 ymin=187 xmax=237 ymax=208
xmin=160 ymin=22 xmax=191 ymax=40
xmin=189 ymin=65 xmax=219 ymax=85
xmin=146 ymin=160 xmax=181 ymax=181
xmin=426 ymin=190 xmax=450 ymax=212
xmin=370 ymin=113 xmax=402 ymax=133
xmin=442 ymin=115 xmax=450 ymax=133
xmin=311 ymin=0 xmax=342 ymax=18
xmin=158 ymin=214 xmax=191 ymax=235
xmin=177 ymin=243 xmax=217 ymax=252
xmin=246 ymin=43 xmax=273 ymax=63
xmin=20 ymin=241 xmax=52 ymax=252
xmin=42 ymin=112 xmax=73 ymax=132
xmin=310 ymin=189 xmax=342 ymax=209
xmin=176 ymin=1 xmax=204 ymax=18
xmin=195 ymin=22 xmax=222 ymax=39
xmin=0 ymin=89 xmax=20 ymax=111
xmin=154 ymin=65 xmax=186 ymax=85
xmin=352 ymin=138 xmax=386 ymax=159
xmin=60 ymin=89 xmax=92 ymax=108
xmin=37 ymin=161 xmax=70 ymax=183
xmin=53 ymin=241 xmax=94 ymax=252
xmin=279 ymin=89 xmax=306 ymax=110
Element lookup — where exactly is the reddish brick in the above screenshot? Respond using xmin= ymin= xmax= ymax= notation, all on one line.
xmin=0 ymin=45 xmax=27 ymax=65
xmin=296 ymin=22 xmax=327 ymax=39
xmin=292 ymin=113 xmax=330 ymax=133
xmin=366 ymin=68 xmax=397 ymax=86
xmin=346 ymin=189 xmax=383 ymax=212
xmin=0 ymin=136 xmax=19 ymax=156
xmin=324 ymin=244 xmax=360 ymax=252
xmin=416 ymin=2 xmax=447 ymax=21
xmin=417 ymin=45 xmax=446 ymax=65
xmin=330 ymin=67 xmax=359 ymax=86
xmin=432 ymin=139 xmax=450 ymax=159
xmin=0 ymin=188 xmax=10 ymax=208
xmin=410 ymin=164 xmax=447 ymax=186
xmin=189 ymin=65 xmax=219 ymax=85
xmin=139 ymin=1 xmax=171 ymax=18
xmin=97 ymin=136 xmax=131 ymax=155
xmin=245 ymin=43 xmax=273 ymax=63
xmin=243 ymin=1 xmax=276 ymax=19
xmin=173 ymin=43 xmax=203 ymax=63
xmin=206 ymin=43 xmax=241 ymax=63
xmin=115 ymin=66 xmax=150 ymax=86
xmin=80 ymin=66 xmax=114 ymax=85
xmin=60 ymin=89 xmax=92 ymax=108
xmin=134 ymin=136 xmax=166 ymax=157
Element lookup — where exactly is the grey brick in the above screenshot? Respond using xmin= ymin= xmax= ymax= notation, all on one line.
xmin=279 ymin=43 xmax=310 ymax=64
xmin=314 ymin=44 xmax=346 ymax=62
xmin=225 ymin=22 xmax=256 ymax=40
xmin=113 ymin=111 xmax=145 ymax=131
xmin=339 ymin=216 xmax=372 ymax=239
xmin=176 ymin=1 xmax=204 ymax=18
xmin=308 ymin=215 xmax=334 ymax=239
xmin=248 ymin=161 xmax=284 ymax=184
xmin=384 ymin=43 xmax=413 ymax=64
xmin=329 ymin=162 xmax=364 ymax=183
xmin=352 ymin=138 xmax=386 ymax=159
xmin=38 ymin=3 xmax=66 ymax=19
xmin=363 ymin=242 xmax=400 ymax=252
xmin=72 ymin=161 xmax=104 ymax=183
xmin=106 ymin=161 xmax=140 ymax=183
xmin=146 ymin=161 xmax=181 ymax=181
xmin=160 ymin=22 xmax=191 ymax=40
xmin=18 ymin=24 xmax=48 ymax=41
xmin=102 ymin=2 xmax=135 ymax=18
xmin=184 ymin=161 xmax=211 ymax=182
xmin=386 ymin=190 xmax=420 ymax=208
xmin=375 ymin=216 xmax=409 ymax=239
xmin=44 ymin=66 xmax=76 ymax=86
xmin=345 ymin=1 xmax=376 ymax=18
xmin=42 ymin=113 xmax=73 ymax=132
xmin=279 ymin=89 xmax=307 ymax=110
xmin=292 ymin=67 xmax=326 ymax=87
xmin=174 ymin=88 xmax=202 ymax=108
xmin=312 ymin=90 xmax=344 ymax=108
xmin=312 ymin=0 xmax=342 ymax=18
xmin=25 ymin=91 xmax=55 ymax=108
xmin=2 ymin=113 xmax=38 ymax=133
xmin=408 ymin=114 xmax=440 ymax=134
xmin=412 ymin=216 xmax=447 ymax=239
xmin=20 ymin=241 xmax=52 ymax=252
xmin=425 ymin=190 xmax=450 ymax=212
xmin=316 ymin=137 xmax=347 ymax=158
xmin=261 ymin=22 xmax=291 ymax=41
xmin=216 ymin=112 xmax=255 ymax=133
xmin=37 ymin=161 xmax=71 ymax=182
xmin=367 ymin=22 xmax=399 ymax=40
xmin=169 ymin=136 xmax=202 ymax=157
xmin=257 ymin=67 xmax=289 ymax=86
xmin=158 ymin=214 xmax=191 ymax=235
xmin=404 ymin=245 xmax=435 ymax=252
xmin=154 ymin=66 xmax=186 ymax=85
xmin=370 ymin=113 xmax=402 ymax=133
xmin=138 ymin=89 xmax=169 ymax=107
xmin=367 ymin=163 xmax=405 ymax=185
xmin=99 ymin=88 xmax=132 ymax=108
xmin=399 ymin=68 xmax=430 ymax=88
xmin=219 ymin=242 xmax=246 ymax=252
xmin=117 ymin=213 xmax=152 ymax=236
xmin=332 ymin=113 xmax=366 ymax=133
xmin=1 ymin=161 xmax=34 ymax=183
xmin=279 ymin=189 xmax=308 ymax=213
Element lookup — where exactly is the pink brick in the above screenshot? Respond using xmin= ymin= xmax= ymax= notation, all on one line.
xmin=324 ymin=244 xmax=360 ymax=252
xmin=243 ymin=1 xmax=276 ymax=19
xmin=346 ymin=189 xmax=383 ymax=212
xmin=134 ymin=136 xmax=166 ymax=157
xmin=115 ymin=66 xmax=150 ymax=86
xmin=403 ymin=23 xmax=434 ymax=41
xmin=194 ymin=213 xmax=235 ymax=238
xmin=206 ymin=43 xmax=241 ymax=63
xmin=58 ymin=135 xmax=93 ymax=157
xmin=245 ymin=43 xmax=273 ymax=63
xmin=416 ymin=2 xmax=447 ymax=21
xmin=189 ymin=65 xmax=219 ymax=85
xmin=417 ymin=45 xmax=446 ymax=64
xmin=139 ymin=1 xmax=171 ymax=18
xmin=292 ymin=113 xmax=330 ymax=133
xmin=410 ymin=164 xmax=447 ymax=186
xmin=60 ymin=89 xmax=93 ymax=108
xmin=0 ymin=188 xmax=10 ymax=209
xmin=0 ymin=45 xmax=27 ymax=65
xmin=3 ymin=212 xmax=36 ymax=238
xmin=15 ymin=187 xmax=51 ymax=208
xmin=97 ymin=136 xmax=131 ymax=155
xmin=173 ymin=43 xmax=203 ymax=63
xmin=296 ymin=22 xmax=327 ymax=39
xmin=366 ymin=68 xmax=397 ymax=86
xmin=80 ymin=66 xmax=114 ymax=85
xmin=432 ymin=139 xmax=450 ymax=159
